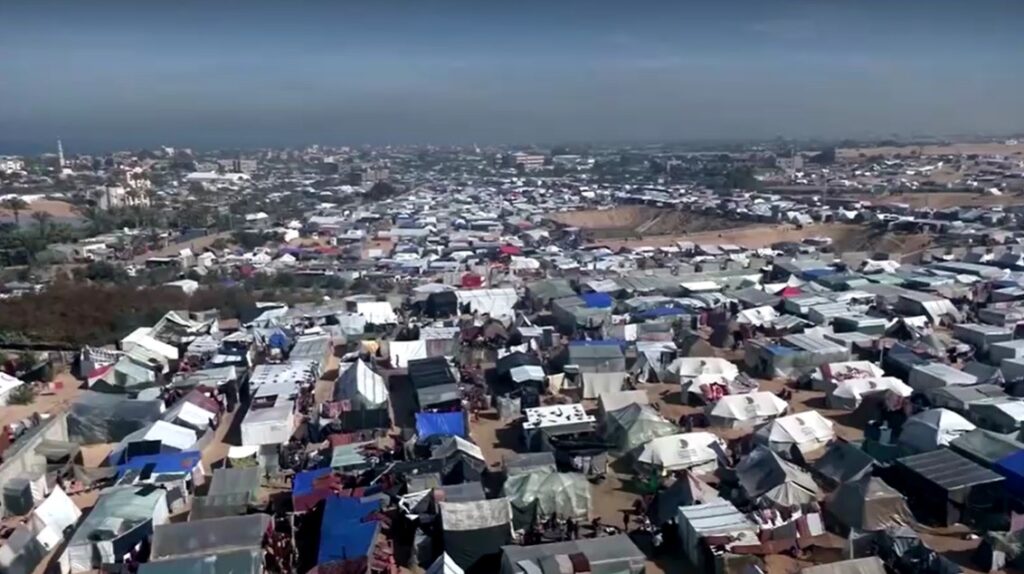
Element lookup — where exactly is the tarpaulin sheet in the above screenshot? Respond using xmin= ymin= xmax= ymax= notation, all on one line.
xmin=416 ymin=412 xmax=466 ymax=439
xmin=117 ymin=451 xmax=202 ymax=477
xmin=995 ymin=450 xmax=1024 ymax=498
xmin=293 ymin=468 xmax=333 ymax=496
xmin=317 ymin=497 xmax=382 ymax=565
xmin=579 ymin=292 xmax=613 ymax=308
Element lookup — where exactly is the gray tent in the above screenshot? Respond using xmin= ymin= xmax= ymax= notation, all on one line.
xmin=503 ymin=469 xmax=591 ymax=524
xmin=826 ymin=475 xmax=914 ymax=534
xmin=151 ymin=514 xmax=271 ymax=560
xmin=812 ymin=441 xmax=877 ymax=486
xmin=140 ymin=548 xmax=262 ymax=574
xmin=736 ymin=446 xmax=821 ymax=507
xmin=68 ymin=392 xmax=163 ymax=444
xmin=189 ymin=467 xmax=261 ymax=520
xmin=603 ymin=403 xmax=678 ymax=454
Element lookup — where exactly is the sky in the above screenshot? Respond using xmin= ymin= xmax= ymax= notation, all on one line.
xmin=1 ymin=0 xmax=1022 ymax=153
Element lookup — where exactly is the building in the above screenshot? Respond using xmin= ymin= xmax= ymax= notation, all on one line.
xmin=508 ymin=153 xmax=546 ymax=171
xmin=97 ymin=185 xmax=150 ymax=210
xmin=216 ymin=159 xmax=259 ymax=174
xmin=348 ymin=165 xmax=389 ymax=186
xmin=0 ymin=156 xmax=25 ymax=174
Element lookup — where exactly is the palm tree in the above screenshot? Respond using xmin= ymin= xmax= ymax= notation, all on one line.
xmin=30 ymin=211 xmax=52 ymax=240
xmin=1 ymin=197 xmax=28 ymax=227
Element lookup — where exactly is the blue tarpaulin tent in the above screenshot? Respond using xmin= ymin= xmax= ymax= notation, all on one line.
xmin=317 ymin=496 xmax=383 ymax=565
xmin=580 ymin=292 xmax=614 ymax=308
xmin=293 ymin=468 xmax=333 ymax=497
xmin=268 ymin=329 xmax=290 ymax=349
xmin=637 ymin=306 xmax=686 ymax=319
xmin=995 ymin=450 xmax=1024 ymax=498
xmin=116 ymin=451 xmax=203 ymax=477
xmin=416 ymin=411 xmax=467 ymax=438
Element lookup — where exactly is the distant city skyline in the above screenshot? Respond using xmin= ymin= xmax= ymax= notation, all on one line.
xmin=2 ymin=0 xmax=1023 ymax=154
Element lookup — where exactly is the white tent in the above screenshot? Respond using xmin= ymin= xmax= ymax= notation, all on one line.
xmin=810 ymin=360 xmax=887 ymax=392
xmin=706 ymin=392 xmax=788 ymax=428
xmin=503 ymin=470 xmax=592 ymax=520
xmin=898 ymin=408 xmax=976 ymax=453
xmin=123 ymin=420 xmax=198 ymax=453
xmin=121 ymin=327 xmax=179 ymax=361
xmin=509 ymin=365 xmax=545 ymax=384
xmin=636 ymin=432 xmax=724 ymax=475
xmin=736 ymin=306 xmax=779 ymax=327
xmin=166 ymin=400 xmax=217 ymax=430
xmin=0 ymin=372 xmax=27 ymax=406
xmin=827 ymin=377 xmax=913 ymax=410
xmin=335 ymin=359 xmax=389 ymax=409
xmin=455 ymin=288 xmax=518 ymax=318
xmin=754 ymin=411 xmax=835 ymax=454
xmin=240 ymin=404 xmax=295 ymax=446
xmin=356 ymin=301 xmax=398 ymax=324
xmin=426 ymin=553 xmax=465 ymax=574
xmin=669 ymin=357 xmax=739 ymax=393
xmin=29 ymin=486 xmax=81 ymax=551
xmin=387 ymin=339 xmax=428 ymax=367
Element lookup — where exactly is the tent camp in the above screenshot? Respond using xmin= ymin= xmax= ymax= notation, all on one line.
xmin=754 ymin=411 xmax=835 ymax=455
xmin=898 ymin=409 xmax=976 ymax=454
xmin=636 ymin=432 xmax=724 ymax=475
xmin=503 ymin=469 xmax=591 ymax=525
xmin=603 ymin=403 xmax=678 ymax=454
xmin=334 ymin=359 xmax=389 ymax=410
xmin=736 ymin=446 xmax=821 ymax=507
xmin=65 ymin=486 xmax=170 ymax=573
xmin=705 ymin=392 xmax=788 ymax=428
xmin=440 ymin=498 xmax=514 ymax=571
xmin=0 ymin=487 xmax=81 ymax=574
xmin=825 ymin=475 xmax=914 ymax=534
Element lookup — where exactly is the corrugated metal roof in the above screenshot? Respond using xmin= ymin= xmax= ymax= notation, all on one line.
xmin=897 ymin=448 xmax=1003 ymax=491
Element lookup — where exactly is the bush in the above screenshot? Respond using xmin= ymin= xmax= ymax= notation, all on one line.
xmin=7 ymin=384 xmax=35 ymax=405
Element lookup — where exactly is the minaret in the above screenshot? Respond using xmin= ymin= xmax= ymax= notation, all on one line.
xmin=57 ymin=139 xmax=65 ymax=168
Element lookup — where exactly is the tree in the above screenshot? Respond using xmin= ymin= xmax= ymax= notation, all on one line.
xmin=1 ymin=197 xmax=28 ymax=226
xmin=30 ymin=211 xmax=52 ymax=240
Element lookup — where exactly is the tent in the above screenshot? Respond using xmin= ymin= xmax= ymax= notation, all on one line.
xmin=0 ymin=372 xmax=27 ymax=406
xmin=636 ymin=432 xmax=724 ymax=475
xmin=28 ymin=486 xmax=81 ymax=552
xmin=597 ymin=390 xmax=649 ymax=418
xmin=603 ymin=403 xmax=678 ymax=454
xmin=111 ymin=420 xmax=199 ymax=463
xmin=648 ymin=472 xmax=720 ymax=525
xmin=426 ymin=553 xmax=465 ymax=574
xmin=676 ymin=499 xmax=759 ymax=573
xmin=140 ymin=548 xmax=262 ymax=574
xmin=898 ymin=408 xmax=976 ymax=454
xmin=812 ymin=441 xmax=877 ymax=486
xmin=355 ymin=301 xmax=397 ymax=324
xmin=455 ymin=288 xmax=518 ymax=318
xmin=416 ymin=411 xmax=467 ymax=439
xmin=440 ymin=498 xmax=514 ymax=571
xmin=68 ymin=392 xmax=164 ymax=444
xmin=64 ymin=486 xmax=170 ymax=573
xmin=669 ymin=357 xmax=739 ymax=395
xmin=334 ymin=359 xmax=388 ymax=409
xmin=891 ymin=448 xmax=1005 ymax=527
xmin=736 ymin=446 xmax=821 ymax=507
xmin=240 ymin=404 xmax=295 ymax=446
xmin=810 ymin=360 xmax=887 ymax=392
xmin=317 ymin=496 xmax=383 ymax=567
xmin=828 ymin=377 xmax=912 ymax=410
xmin=705 ymin=392 xmax=788 ymax=428
xmin=754 ymin=411 xmax=835 ymax=454
xmin=826 ymin=475 xmax=913 ymax=534
xmin=152 ymin=514 xmax=271 ymax=561
xmin=801 ymin=557 xmax=887 ymax=574
xmin=190 ymin=467 xmax=261 ymax=520
xmin=503 ymin=469 xmax=591 ymax=525
xmin=500 ymin=535 xmax=646 ymax=574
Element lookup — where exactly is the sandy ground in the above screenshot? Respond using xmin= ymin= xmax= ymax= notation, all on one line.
xmin=585 ymin=222 xmax=933 ymax=256
xmin=547 ymin=206 xmax=658 ymax=229
xmin=0 ymin=199 xmax=84 ymax=223
xmin=845 ymin=191 xmax=1024 ymax=210
xmin=0 ymin=371 xmax=82 ymax=430
xmin=838 ymin=142 xmax=1024 ymax=159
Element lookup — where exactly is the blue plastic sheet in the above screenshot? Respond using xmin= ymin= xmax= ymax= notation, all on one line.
xmin=317 ymin=496 xmax=383 ymax=564
xmin=116 ymin=451 xmax=203 ymax=477
xmin=416 ymin=411 xmax=467 ymax=438
xmin=579 ymin=292 xmax=614 ymax=308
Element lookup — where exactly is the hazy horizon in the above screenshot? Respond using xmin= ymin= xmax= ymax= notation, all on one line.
xmin=3 ymin=0 xmax=1023 ymax=154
